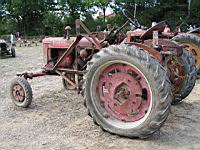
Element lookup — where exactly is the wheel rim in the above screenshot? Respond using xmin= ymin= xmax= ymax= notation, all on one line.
xmin=183 ymin=42 xmax=200 ymax=67
xmin=91 ymin=61 xmax=152 ymax=125
xmin=12 ymin=84 xmax=25 ymax=102
xmin=167 ymin=57 xmax=186 ymax=95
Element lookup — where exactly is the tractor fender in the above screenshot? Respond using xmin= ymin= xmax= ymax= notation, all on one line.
xmin=126 ymin=42 xmax=163 ymax=63
xmin=140 ymin=21 xmax=166 ymax=40
xmin=143 ymin=39 xmax=183 ymax=57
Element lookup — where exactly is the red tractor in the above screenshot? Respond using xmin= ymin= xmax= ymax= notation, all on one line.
xmin=10 ymin=11 xmax=196 ymax=138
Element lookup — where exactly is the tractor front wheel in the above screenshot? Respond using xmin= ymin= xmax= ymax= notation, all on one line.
xmin=83 ymin=44 xmax=172 ymax=138
xmin=10 ymin=77 xmax=32 ymax=108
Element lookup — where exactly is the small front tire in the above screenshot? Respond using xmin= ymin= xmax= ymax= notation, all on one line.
xmin=10 ymin=77 xmax=32 ymax=108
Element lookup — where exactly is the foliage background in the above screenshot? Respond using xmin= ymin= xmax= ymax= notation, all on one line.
xmin=0 ymin=0 xmax=199 ymax=36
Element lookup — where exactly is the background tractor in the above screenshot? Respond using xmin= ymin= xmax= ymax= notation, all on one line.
xmin=172 ymin=33 xmax=200 ymax=74
xmin=0 ymin=38 xmax=16 ymax=57
xmin=10 ymin=10 xmax=197 ymax=138
xmin=121 ymin=10 xmax=197 ymax=103
xmin=157 ymin=17 xmax=200 ymax=73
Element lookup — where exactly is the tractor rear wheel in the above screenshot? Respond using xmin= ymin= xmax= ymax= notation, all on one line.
xmin=83 ymin=44 xmax=172 ymax=138
xmin=10 ymin=77 xmax=32 ymax=108
xmin=172 ymin=34 xmax=200 ymax=73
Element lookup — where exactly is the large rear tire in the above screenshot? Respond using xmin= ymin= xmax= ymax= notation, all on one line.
xmin=172 ymin=34 xmax=200 ymax=73
xmin=83 ymin=44 xmax=172 ymax=138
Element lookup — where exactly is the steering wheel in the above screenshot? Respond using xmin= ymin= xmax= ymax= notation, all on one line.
xmin=104 ymin=9 xmax=141 ymax=44
xmin=105 ymin=26 xmax=122 ymax=43
xmin=122 ymin=9 xmax=141 ymax=28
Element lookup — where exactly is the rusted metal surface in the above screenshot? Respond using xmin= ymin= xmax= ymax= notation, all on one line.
xmin=62 ymin=73 xmax=76 ymax=90
xmin=98 ymin=63 xmax=151 ymax=122
xmin=128 ymin=31 xmax=145 ymax=37
xmin=125 ymin=42 xmax=163 ymax=63
xmin=166 ymin=56 xmax=186 ymax=95
xmin=126 ymin=31 xmax=145 ymax=42
xmin=17 ymin=71 xmax=48 ymax=79
xmin=55 ymin=70 xmax=77 ymax=88
xmin=144 ymin=39 xmax=183 ymax=56
xmin=140 ymin=21 xmax=167 ymax=40
xmin=182 ymin=42 xmax=200 ymax=66
xmin=143 ymin=38 xmax=186 ymax=94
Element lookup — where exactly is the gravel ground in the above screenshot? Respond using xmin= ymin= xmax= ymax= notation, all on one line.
xmin=0 ymin=45 xmax=200 ymax=150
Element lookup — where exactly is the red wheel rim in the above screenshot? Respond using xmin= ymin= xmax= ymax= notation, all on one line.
xmin=12 ymin=84 xmax=25 ymax=102
xmin=96 ymin=63 xmax=152 ymax=122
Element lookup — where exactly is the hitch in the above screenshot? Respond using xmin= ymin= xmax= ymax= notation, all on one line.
xmin=17 ymin=70 xmax=48 ymax=79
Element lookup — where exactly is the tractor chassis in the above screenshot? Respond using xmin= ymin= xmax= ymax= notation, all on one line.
xmin=16 ymin=20 xmax=104 ymax=93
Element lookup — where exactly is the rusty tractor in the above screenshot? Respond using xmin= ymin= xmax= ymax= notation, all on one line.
xmin=10 ymin=10 xmax=196 ymax=138
xmin=122 ymin=10 xmax=197 ymax=103
xmin=158 ymin=18 xmax=200 ymax=72
xmin=172 ymin=33 xmax=200 ymax=73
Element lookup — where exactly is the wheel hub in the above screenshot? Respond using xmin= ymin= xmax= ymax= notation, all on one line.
xmin=98 ymin=63 xmax=151 ymax=122
xmin=12 ymin=84 xmax=25 ymax=102
xmin=114 ymin=83 xmax=130 ymax=105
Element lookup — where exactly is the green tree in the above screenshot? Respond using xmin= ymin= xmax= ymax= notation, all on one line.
xmin=4 ymin=0 xmax=48 ymax=36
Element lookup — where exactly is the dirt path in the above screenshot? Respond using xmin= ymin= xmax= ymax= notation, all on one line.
xmin=0 ymin=45 xmax=200 ymax=150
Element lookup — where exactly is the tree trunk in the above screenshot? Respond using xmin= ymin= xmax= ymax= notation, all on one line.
xmin=103 ymin=7 xmax=106 ymax=24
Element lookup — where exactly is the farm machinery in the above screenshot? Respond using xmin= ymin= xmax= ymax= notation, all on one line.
xmin=172 ymin=32 xmax=200 ymax=73
xmin=121 ymin=10 xmax=196 ymax=103
xmin=10 ymin=10 xmax=197 ymax=138
xmin=157 ymin=18 xmax=200 ymax=72
xmin=0 ymin=38 xmax=16 ymax=57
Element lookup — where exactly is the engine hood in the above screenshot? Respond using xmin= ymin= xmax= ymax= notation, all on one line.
xmin=43 ymin=36 xmax=97 ymax=49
